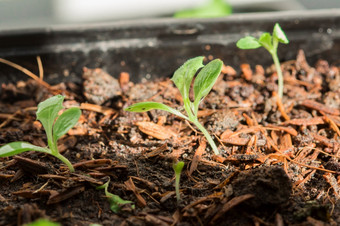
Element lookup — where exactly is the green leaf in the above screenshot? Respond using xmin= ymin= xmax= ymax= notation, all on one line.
xmin=107 ymin=193 xmax=134 ymax=213
xmin=36 ymin=95 xmax=64 ymax=141
xmin=193 ymin=59 xmax=223 ymax=112
xmin=236 ymin=36 xmax=261 ymax=49
xmin=0 ymin=141 xmax=51 ymax=157
xmin=171 ymin=56 xmax=204 ymax=100
xmin=273 ymin=23 xmax=289 ymax=44
xmin=53 ymin=107 xmax=81 ymax=142
xmin=174 ymin=0 xmax=231 ymax=18
xmin=96 ymin=179 xmax=133 ymax=213
xmin=25 ymin=219 xmax=60 ymax=226
xmin=258 ymin=32 xmax=273 ymax=51
xmin=124 ymin=102 xmax=188 ymax=120
xmin=173 ymin=161 xmax=185 ymax=175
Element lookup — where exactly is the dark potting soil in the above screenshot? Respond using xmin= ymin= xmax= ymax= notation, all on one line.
xmin=0 ymin=49 xmax=340 ymax=225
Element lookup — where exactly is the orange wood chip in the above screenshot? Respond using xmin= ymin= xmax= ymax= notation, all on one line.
xmin=266 ymin=124 xmax=298 ymax=136
xmin=80 ymin=103 xmax=117 ymax=115
xmin=189 ymin=140 xmax=206 ymax=176
xmin=323 ymin=173 xmax=340 ymax=200
xmin=282 ymin=117 xmax=324 ymax=126
xmin=302 ymin=99 xmax=340 ymax=116
xmin=221 ymin=65 xmax=237 ymax=76
xmin=240 ymin=64 xmax=253 ymax=81
xmin=221 ymin=137 xmax=249 ymax=146
xmin=136 ymin=121 xmax=177 ymax=140
xmin=119 ymin=72 xmax=130 ymax=91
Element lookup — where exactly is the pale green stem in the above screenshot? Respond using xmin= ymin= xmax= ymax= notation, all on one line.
xmin=183 ymin=99 xmax=220 ymax=155
xmin=54 ymin=152 xmax=75 ymax=172
xmin=191 ymin=119 xmax=220 ymax=155
xmin=175 ymin=172 xmax=181 ymax=203
xmin=271 ymin=52 xmax=284 ymax=99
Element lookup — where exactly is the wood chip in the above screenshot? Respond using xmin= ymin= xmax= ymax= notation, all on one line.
xmin=221 ymin=65 xmax=236 ymax=76
xmin=73 ymin=159 xmax=113 ymax=169
xmin=274 ymin=92 xmax=290 ymax=121
xmin=266 ymin=124 xmax=298 ymax=136
xmin=323 ymin=173 xmax=340 ymax=199
xmin=189 ymin=140 xmax=206 ymax=176
xmin=240 ymin=64 xmax=252 ymax=81
xmin=47 ymin=186 xmax=85 ymax=204
xmin=144 ymin=214 xmax=172 ymax=226
xmin=136 ymin=121 xmax=177 ymax=140
xmin=13 ymin=189 xmax=55 ymax=199
xmin=124 ymin=177 xmax=146 ymax=207
xmin=301 ymin=100 xmax=340 ymax=116
xmin=312 ymin=134 xmax=340 ymax=149
xmin=322 ymin=114 xmax=340 ymax=137
xmin=282 ymin=117 xmax=324 ymax=126
xmin=144 ymin=143 xmax=168 ymax=158
xmin=80 ymin=103 xmax=117 ymax=115
xmin=14 ymin=156 xmax=49 ymax=174
xmin=221 ymin=137 xmax=249 ymax=146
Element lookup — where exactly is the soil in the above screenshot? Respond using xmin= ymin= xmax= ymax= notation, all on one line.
xmin=0 ymin=49 xmax=340 ymax=226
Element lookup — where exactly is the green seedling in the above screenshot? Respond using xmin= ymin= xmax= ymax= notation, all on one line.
xmin=24 ymin=218 xmax=60 ymax=226
xmin=174 ymin=0 xmax=232 ymax=18
xmin=125 ymin=56 xmax=222 ymax=155
xmin=0 ymin=95 xmax=81 ymax=172
xmin=96 ymin=178 xmax=134 ymax=213
xmin=236 ymin=23 xmax=289 ymax=99
xmin=172 ymin=161 xmax=185 ymax=204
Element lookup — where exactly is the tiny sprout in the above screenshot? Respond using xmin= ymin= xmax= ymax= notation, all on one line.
xmin=172 ymin=161 xmax=185 ymax=203
xmin=0 ymin=95 xmax=81 ymax=172
xmin=24 ymin=218 xmax=60 ymax=226
xmin=96 ymin=178 xmax=134 ymax=213
xmin=125 ymin=57 xmax=223 ymax=155
xmin=236 ymin=23 xmax=289 ymax=99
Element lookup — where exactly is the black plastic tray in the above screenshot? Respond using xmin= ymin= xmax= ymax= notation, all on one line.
xmin=0 ymin=9 xmax=339 ymax=86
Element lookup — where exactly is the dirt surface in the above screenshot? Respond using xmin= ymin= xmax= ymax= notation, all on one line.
xmin=0 ymin=50 xmax=340 ymax=225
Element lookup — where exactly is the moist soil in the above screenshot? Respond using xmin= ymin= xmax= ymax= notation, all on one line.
xmin=0 ymin=50 xmax=340 ymax=225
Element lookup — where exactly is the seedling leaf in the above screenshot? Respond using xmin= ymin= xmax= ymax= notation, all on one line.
xmin=124 ymin=102 xmax=188 ymax=120
xmin=171 ymin=56 xmax=204 ymax=100
xmin=97 ymin=179 xmax=134 ymax=213
xmin=258 ymin=32 xmax=272 ymax=50
xmin=24 ymin=218 xmax=60 ymax=226
xmin=53 ymin=107 xmax=81 ymax=142
xmin=0 ymin=141 xmax=51 ymax=157
xmin=193 ymin=59 xmax=223 ymax=112
xmin=173 ymin=161 xmax=185 ymax=174
xmin=236 ymin=36 xmax=261 ymax=49
xmin=173 ymin=161 xmax=185 ymax=203
xmin=273 ymin=23 xmax=289 ymax=44
xmin=25 ymin=218 xmax=60 ymax=226
xmin=36 ymin=95 xmax=64 ymax=141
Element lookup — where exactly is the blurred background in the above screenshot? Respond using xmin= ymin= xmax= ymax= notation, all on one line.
xmin=0 ymin=0 xmax=339 ymax=30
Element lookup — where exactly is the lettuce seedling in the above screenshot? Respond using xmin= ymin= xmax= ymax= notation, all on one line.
xmin=236 ymin=23 xmax=289 ymax=99
xmin=0 ymin=95 xmax=81 ymax=172
xmin=96 ymin=178 xmax=134 ymax=213
xmin=125 ymin=57 xmax=222 ymax=155
xmin=172 ymin=161 xmax=185 ymax=204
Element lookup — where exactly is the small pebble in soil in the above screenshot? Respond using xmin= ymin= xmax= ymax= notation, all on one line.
xmin=206 ymin=109 xmax=239 ymax=135
xmin=82 ymin=67 xmax=121 ymax=105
